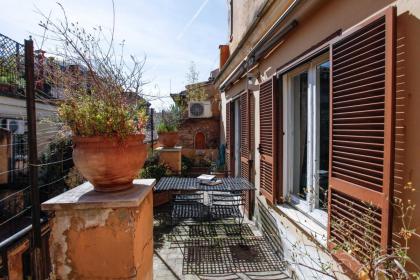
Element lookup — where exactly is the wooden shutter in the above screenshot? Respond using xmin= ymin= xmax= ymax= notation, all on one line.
xmin=240 ymin=91 xmax=254 ymax=218
xmin=240 ymin=92 xmax=250 ymax=179
xmin=328 ymin=7 xmax=395 ymax=266
xmin=225 ymin=101 xmax=234 ymax=176
xmin=259 ymin=76 xmax=277 ymax=204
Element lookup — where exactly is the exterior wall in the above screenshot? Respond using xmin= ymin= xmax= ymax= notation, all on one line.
xmin=178 ymin=118 xmax=220 ymax=149
xmin=218 ymin=0 xmax=295 ymax=87
xmin=176 ymin=82 xmax=221 ymax=164
xmin=0 ymin=96 xmax=59 ymax=153
xmin=44 ymin=180 xmax=155 ymax=280
xmin=219 ymin=0 xmax=420 ymax=278
xmin=394 ymin=0 xmax=420 ymax=266
xmin=230 ymin=0 xmax=266 ymax=50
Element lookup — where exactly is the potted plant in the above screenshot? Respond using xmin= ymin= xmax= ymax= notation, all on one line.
xmin=157 ymin=104 xmax=181 ymax=148
xmin=41 ymin=9 xmax=149 ymax=192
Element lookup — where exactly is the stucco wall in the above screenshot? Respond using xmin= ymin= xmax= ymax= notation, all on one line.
xmin=0 ymin=96 xmax=59 ymax=153
xmin=220 ymin=0 xmax=420 ymax=278
xmin=230 ymin=0 xmax=267 ymax=50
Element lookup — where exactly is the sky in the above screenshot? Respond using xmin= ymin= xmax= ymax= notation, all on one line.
xmin=0 ymin=0 xmax=228 ymax=110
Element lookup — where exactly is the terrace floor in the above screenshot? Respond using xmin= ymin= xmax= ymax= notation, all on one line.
xmin=153 ymin=204 xmax=291 ymax=280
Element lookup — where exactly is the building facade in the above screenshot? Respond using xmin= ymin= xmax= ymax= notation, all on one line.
xmin=171 ymin=74 xmax=221 ymax=165
xmin=215 ymin=0 xmax=420 ymax=278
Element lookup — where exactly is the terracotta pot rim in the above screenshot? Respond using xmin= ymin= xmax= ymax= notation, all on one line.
xmin=157 ymin=131 xmax=178 ymax=135
xmin=72 ymin=134 xmax=145 ymax=143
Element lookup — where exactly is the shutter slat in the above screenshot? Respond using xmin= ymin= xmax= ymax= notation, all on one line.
xmin=334 ymin=42 xmax=385 ymax=69
xmin=333 ymin=93 xmax=384 ymax=106
xmin=333 ymin=155 xmax=383 ymax=170
xmin=333 ymin=67 xmax=385 ymax=86
xmin=333 ymin=51 xmax=385 ymax=75
xmin=333 ymin=59 xmax=385 ymax=80
xmin=328 ymin=7 xmax=395 ymax=267
xmin=334 ymin=33 xmax=385 ymax=65
xmin=333 ymin=80 xmax=384 ymax=95
xmin=333 ymin=18 xmax=385 ymax=54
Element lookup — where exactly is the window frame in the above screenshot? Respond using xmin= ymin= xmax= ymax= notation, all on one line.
xmin=281 ymin=52 xmax=329 ymax=227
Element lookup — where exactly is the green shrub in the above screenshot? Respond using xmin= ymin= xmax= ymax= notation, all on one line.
xmin=181 ymin=156 xmax=193 ymax=176
xmin=157 ymin=104 xmax=181 ymax=133
xmin=139 ymin=154 xmax=172 ymax=181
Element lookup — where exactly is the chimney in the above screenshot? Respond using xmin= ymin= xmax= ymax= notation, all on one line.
xmin=219 ymin=45 xmax=230 ymax=69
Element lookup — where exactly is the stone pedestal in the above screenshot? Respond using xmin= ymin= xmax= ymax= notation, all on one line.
xmin=155 ymin=146 xmax=182 ymax=174
xmin=42 ymin=179 xmax=155 ymax=280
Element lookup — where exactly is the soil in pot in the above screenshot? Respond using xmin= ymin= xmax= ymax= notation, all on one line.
xmin=72 ymin=134 xmax=147 ymax=192
xmin=158 ymin=131 xmax=179 ymax=148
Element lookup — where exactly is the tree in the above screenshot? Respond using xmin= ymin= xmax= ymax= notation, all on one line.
xmin=185 ymin=61 xmax=206 ymax=102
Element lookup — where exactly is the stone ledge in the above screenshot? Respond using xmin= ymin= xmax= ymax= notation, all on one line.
xmin=41 ymin=179 xmax=156 ymax=211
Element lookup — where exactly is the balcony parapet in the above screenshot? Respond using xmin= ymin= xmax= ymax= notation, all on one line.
xmin=42 ymin=179 xmax=155 ymax=280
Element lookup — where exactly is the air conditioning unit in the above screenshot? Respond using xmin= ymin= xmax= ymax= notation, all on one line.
xmin=5 ymin=119 xmax=26 ymax=134
xmin=188 ymin=101 xmax=212 ymax=118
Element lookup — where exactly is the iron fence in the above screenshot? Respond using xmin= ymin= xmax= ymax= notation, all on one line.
xmin=0 ymin=33 xmax=25 ymax=96
xmin=0 ymin=35 xmax=74 ymax=279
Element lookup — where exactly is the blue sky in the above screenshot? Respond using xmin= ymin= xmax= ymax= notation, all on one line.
xmin=0 ymin=0 xmax=228 ymax=110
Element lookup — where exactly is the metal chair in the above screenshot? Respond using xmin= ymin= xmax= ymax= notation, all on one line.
xmin=209 ymin=191 xmax=244 ymax=226
xmin=170 ymin=192 xmax=207 ymax=255
xmin=171 ymin=192 xmax=205 ymax=224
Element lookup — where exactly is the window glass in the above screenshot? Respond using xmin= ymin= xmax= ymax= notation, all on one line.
xmin=292 ymin=72 xmax=308 ymax=200
xmin=284 ymin=55 xmax=330 ymax=222
xmin=317 ymin=61 xmax=330 ymax=210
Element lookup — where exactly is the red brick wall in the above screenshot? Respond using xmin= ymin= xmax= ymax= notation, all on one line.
xmin=178 ymin=118 xmax=220 ymax=149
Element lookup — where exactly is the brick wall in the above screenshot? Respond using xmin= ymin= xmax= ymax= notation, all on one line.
xmin=178 ymin=118 xmax=220 ymax=149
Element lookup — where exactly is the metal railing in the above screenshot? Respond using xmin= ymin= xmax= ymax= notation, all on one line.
xmin=0 ymin=33 xmax=25 ymax=96
xmin=0 ymin=35 xmax=73 ymax=279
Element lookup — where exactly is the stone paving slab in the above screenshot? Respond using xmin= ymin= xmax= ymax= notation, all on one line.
xmin=153 ymin=204 xmax=291 ymax=280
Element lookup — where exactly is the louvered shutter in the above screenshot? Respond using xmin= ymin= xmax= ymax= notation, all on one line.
xmin=328 ymin=7 xmax=395 ymax=265
xmin=240 ymin=91 xmax=253 ymax=218
xmin=240 ymin=92 xmax=250 ymax=179
xmin=225 ymin=101 xmax=234 ymax=176
xmin=259 ymin=76 xmax=277 ymax=204
xmin=249 ymin=92 xmax=256 ymax=215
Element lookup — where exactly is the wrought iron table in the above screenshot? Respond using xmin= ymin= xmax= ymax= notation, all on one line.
xmin=154 ymin=177 xmax=255 ymax=192
xmin=156 ymin=177 xmax=256 ymax=255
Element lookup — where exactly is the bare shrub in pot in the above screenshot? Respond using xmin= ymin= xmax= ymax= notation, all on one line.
xmin=39 ymin=5 xmax=149 ymax=192
xmin=157 ymin=104 xmax=181 ymax=148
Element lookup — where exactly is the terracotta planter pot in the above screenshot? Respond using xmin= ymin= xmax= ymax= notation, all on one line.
xmin=158 ymin=131 xmax=179 ymax=148
xmin=72 ymin=134 xmax=147 ymax=192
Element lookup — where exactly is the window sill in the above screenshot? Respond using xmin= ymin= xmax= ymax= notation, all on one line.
xmin=289 ymin=195 xmax=328 ymax=228
xmin=274 ymin=203 xmax=328 ymax=248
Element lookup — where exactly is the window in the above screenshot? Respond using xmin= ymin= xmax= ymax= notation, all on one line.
xmin=282 ymin=53 xmax=330 ymax=225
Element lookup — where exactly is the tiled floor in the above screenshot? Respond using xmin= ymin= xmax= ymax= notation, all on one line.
xmin=153 ymin=204 xmax=291 ymax=280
